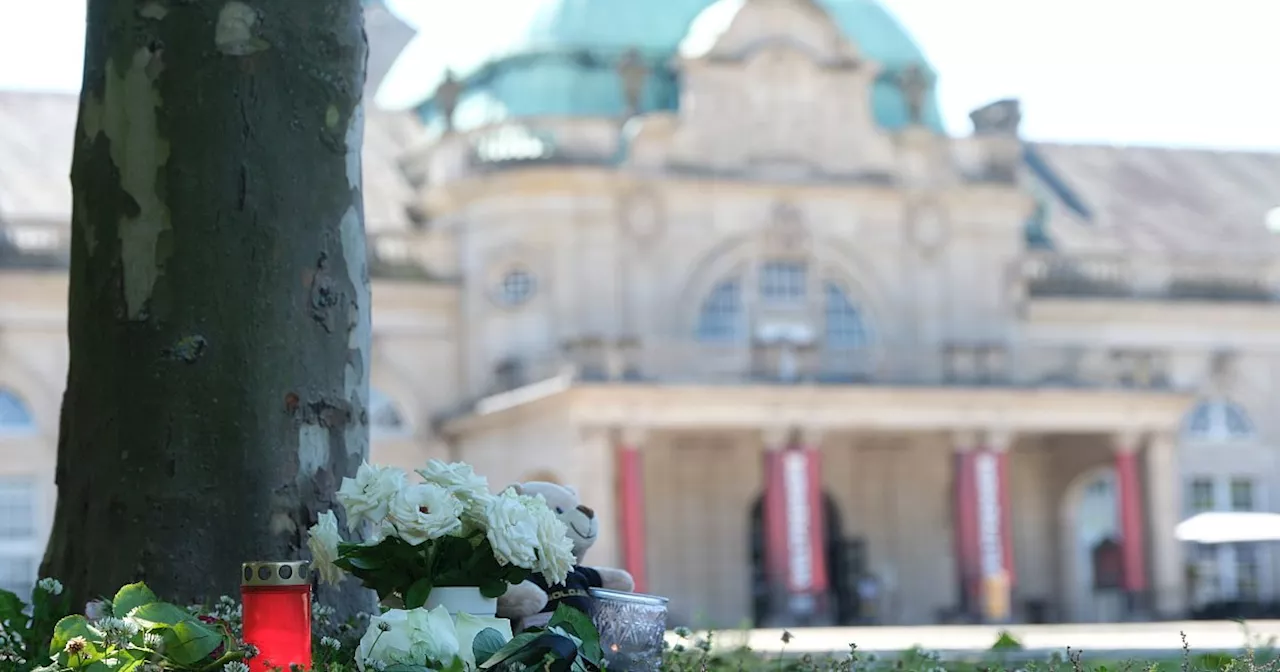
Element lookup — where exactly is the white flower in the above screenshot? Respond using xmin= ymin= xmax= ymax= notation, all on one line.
xmin=307 ymin=511 xmax=345 ymax=585
xmin=95 ymin=617 xmax=139 ymax=644
xmin=522 ymin=494 xmax=575 ymax=586
xmin=102 ymin=658 xmax=120 ymax=668
xmin=453 ymin=612 xmax=512 ymax=667
xmin=84 ymin=600 xmax=110 ymax=622
xmin=224 ymin=661 xmax=250 ymax=672
xmin=320 ymin=637 xmax=341 ymax=650
xmin=416 ymin=460 xmax=494 ymax=530
xmin=336 ymin=462 xmax=406 ymax=532
xmin=386 ymin=483 xmax=465 ymax=545
xmin=483 ymin=489 xmax=540 ymax=569
xmin=416 ymin=460 xmax=489 ymax=502
xmin=37 ymin=578 xmax=63 ymax=596
xmin=356 ymin=607 xmax=459 ymax=671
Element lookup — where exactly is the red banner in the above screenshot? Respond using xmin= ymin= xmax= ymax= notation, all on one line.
xmin=765 ymin=447 xmax=828 ymax=595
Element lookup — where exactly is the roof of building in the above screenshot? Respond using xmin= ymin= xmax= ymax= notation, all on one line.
xmin=0 ymin=91 xmax=423 ymax=233
xmin=409 ymin=0 xmax=944 ymax=133
xmin=1032 ymin=142 xmax=1280 ymax=256
xmin=2 ymin=89 xmax=1279 ymax=258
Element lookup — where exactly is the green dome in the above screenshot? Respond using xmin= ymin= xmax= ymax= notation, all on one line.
xmin=415 ymin=0 xmax=943 ymax=133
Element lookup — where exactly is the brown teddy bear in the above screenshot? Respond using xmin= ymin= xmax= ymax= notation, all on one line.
xmin=497 ymin=481 xmax=636 ymax=629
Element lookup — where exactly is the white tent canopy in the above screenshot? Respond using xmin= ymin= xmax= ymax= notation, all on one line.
xmin=1176 ymin=511 xmax=1280 ymax=545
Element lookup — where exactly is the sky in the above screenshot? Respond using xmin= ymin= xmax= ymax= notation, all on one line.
xmin=3 ymin=0 xmax=1277 ymax=150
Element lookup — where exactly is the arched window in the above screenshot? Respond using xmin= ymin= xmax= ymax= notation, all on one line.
xmin=1182 ymin=399 xmax=1256 ymax=443
xmin=369 ymin=388 xmax=408 ymax=439
xmin=758 ymin=261 xmax=807 ymax=304
xmin=695 ymin=278 xmax=743 ymax=342
xmin=0 ymin=390 xmax=35 ymax=436
xmin=823 ymin=282 xmax=870 ymax=348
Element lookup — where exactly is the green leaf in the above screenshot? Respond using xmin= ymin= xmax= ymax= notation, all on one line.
xmin=478 ymin=581 xmax=507 ymax=599
xmin=548 ymin=606 xmax=602 ymax=665
xmin=342 ymin=555 xmax=383 ymax=571
xmin=128 ymin=602 xmax=192 ymax=629
xmin=404 ymin=577 xmax=433 ymax=610
xmin=49 ymin=615 xmax=96 ymax=656
xmin=111 ymin=583 xmax=158 ymax=619
xmin=472 ymin=627 xmax=507 ymax=665
xmin=159 ymin=618 xmax=223 ymax=666
xmin=129 ymin=603 xmax=222 ymax=666
xmin=478 ymin=632 xmax=579 ymax=671
xmin=0 ymin=588 xmax=27 ymax=634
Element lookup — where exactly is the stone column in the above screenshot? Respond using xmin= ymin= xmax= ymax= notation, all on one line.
xmin=1145 ymin=431 xmax=1185 ymax=618
xmin=1113 ymin=433 xmax=1150 ymax=615
xmin=951 ymin=434 xmax=980 ymax=619
xmin=614 ymin=427 xmax=649 ymax=593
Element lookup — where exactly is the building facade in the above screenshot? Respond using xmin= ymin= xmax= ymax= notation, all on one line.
xmin=3 ymin=0 xmax=1280 ymax=627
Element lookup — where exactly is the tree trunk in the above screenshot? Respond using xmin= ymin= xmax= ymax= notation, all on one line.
xmin=42 ymin=0 xmax=374 ymax=615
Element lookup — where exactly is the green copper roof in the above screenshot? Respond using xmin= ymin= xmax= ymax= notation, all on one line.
xmin=414 ymin=0 xmax=943 ymax=133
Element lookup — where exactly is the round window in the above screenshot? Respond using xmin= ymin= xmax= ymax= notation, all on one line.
xmin=497 ymin=268 xmax=536 ymax=307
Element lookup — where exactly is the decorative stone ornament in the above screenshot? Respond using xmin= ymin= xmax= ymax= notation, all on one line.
xmin=617 ymin=48 xmax=649 ymax=117
xmin=907 ymin=201 xmax=949 ymax=255
xmin=764 ymin=201 xmax=809 ymax=253
xmin=620 ymin=189 xmax=664 ymax=243
xmin=435 ymin=69 xmax=464 ymax=132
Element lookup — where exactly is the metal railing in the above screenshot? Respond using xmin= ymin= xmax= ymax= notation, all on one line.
xmin=1020 ymin=252 xmax=1278 ymax=303
xmin=478 ymin=337 xmax=1184 ymax=397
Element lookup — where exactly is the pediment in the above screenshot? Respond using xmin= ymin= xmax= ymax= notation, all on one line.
xmin=681 ymin=0 xmax=860 ymax=68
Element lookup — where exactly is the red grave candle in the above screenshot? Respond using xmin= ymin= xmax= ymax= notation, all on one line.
xmin=241 ymin=561 xmax=312 ymax=672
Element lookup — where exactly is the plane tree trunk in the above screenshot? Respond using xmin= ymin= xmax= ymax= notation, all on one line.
xmin=41 ymin=0 xmax=374 ymax=615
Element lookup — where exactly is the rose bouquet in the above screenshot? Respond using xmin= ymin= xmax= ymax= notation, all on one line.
xmin=307 ymin=459 xmax=575 ymax=608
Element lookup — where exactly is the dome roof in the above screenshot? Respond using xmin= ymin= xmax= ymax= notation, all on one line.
xmin=412 ymin=0 xmax=943 ymax=133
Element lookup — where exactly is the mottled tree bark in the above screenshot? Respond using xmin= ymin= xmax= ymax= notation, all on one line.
xmin=42 ymin=0 xmax=374 ymax=615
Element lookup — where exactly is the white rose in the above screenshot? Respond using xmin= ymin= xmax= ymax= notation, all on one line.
xmin=453 ymin=612 xmax=513 ymax=667
xmin=387 ymin=483 xmax=465 ymax=546
xmin=356 ymin=607 xmax=459 ymax=671
xmin=307 ymin=511 xmax=345 ymax=585
xmin=484 ymin=488 xmax=540 ymax=569
xmin=416 ymin=460 xmax=493 ymax=531
xmin=337 ymin=462 xmax=406 ymax=532
xmin=523 ymin=495 xmax=575 ymax=586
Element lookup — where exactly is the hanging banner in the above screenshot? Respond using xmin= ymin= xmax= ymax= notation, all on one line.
xmin=780 ymin=448 xmax=829 ymax=594
xmin=974 ymin=451 xmax=1011 ymax=621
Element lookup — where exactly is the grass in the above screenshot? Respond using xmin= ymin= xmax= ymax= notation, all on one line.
xmin=660 ymin=628 xmax=1280 ymax=672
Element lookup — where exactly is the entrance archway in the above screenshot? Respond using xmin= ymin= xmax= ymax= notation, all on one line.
xmin=748 ymin=493 xmax=851 ymax=626
xmin=1060 ymin=466 xmax=1123 ymax=621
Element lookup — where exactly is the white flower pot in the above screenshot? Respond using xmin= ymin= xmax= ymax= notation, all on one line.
xmin=426 ymin=586 xmax=497 ymax=617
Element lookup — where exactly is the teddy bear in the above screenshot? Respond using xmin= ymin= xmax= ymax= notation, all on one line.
xmin=497 ymin=481 xmax=636 ymax=630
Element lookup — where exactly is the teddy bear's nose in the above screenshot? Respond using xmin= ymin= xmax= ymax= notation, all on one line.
xmin=577 ymin=504 xmax=595 ymax=519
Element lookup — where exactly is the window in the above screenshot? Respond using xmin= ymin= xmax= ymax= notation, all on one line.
xmin=1236 ymin=544 xmax=1261 ymax=599
xmin=758 ymin=261 xmax=807 ymax=304
xmin=1182 ymin=400 xmax=1256 ymax=443
xmin=369 ymin=389 xmax=407 ymax=439
xmin=0 ymin=478 xmax=37 ymax=598
xmin=496 ymin=269 xmax=536 ymax=307
xmin=696 ymin=279 xmax=743 ymax=342
xmin=1187 ymin=477 xmax=1215 ymax=514
xmin=0 ymin=390 xmax=35 ymax=435
xmin=1231 ymin=478 xmax=1256 ymax=512
xmin=823 ymin=282 xmax=869 ymax=348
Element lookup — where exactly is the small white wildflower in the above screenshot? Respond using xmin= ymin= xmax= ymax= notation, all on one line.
xmin=143 ymin=632 xmax=164 ymax=651
xmin=103 ymin=658 xmax=120 ymax=668
xmin=37 ymin=578 xmax=64 ymax=596
xmin=321 ymin=637 xmax=340 ymax=650
xmin=224 ymin=661 xmax=250 ymax=672
xmin=368 ymin=661 xmax=387 ymax=672
xmin=64 ymin=636 xmax=88 ymax=655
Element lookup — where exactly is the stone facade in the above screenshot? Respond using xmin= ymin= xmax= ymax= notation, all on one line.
xmin=2 ymin=0 xmax=1280 ymax=628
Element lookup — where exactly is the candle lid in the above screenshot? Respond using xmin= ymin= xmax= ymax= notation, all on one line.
xmin=241 ymin=561 xmax=311 ymax=587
